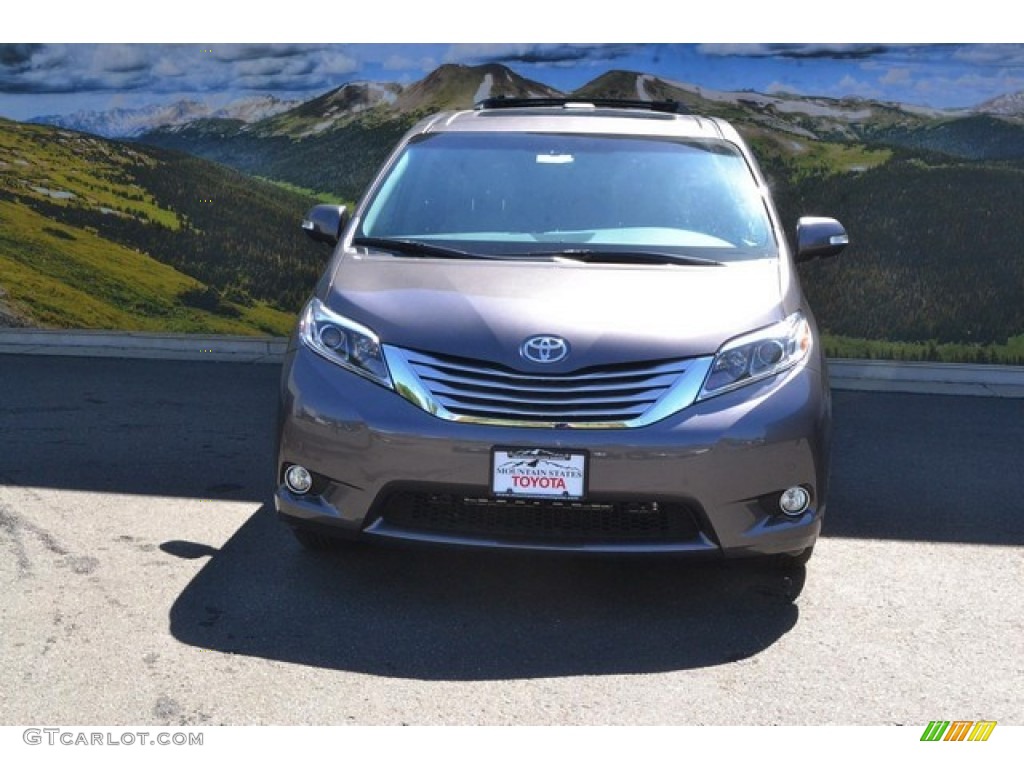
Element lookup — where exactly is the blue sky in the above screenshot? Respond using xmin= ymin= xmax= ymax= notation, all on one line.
xmin=3 ymin=6 xmax=1023 ymax=121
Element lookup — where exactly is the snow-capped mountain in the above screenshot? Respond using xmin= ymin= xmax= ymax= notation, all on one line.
xmin=217 ymin=95 xmax=303 ymax=124
xmin=256 ymin=81 xmax=404 ymax=137
xmin=31 ymin=95 xmax=300 ymax=138
xmin=974 ymin=91 xmax=1024 ymax=117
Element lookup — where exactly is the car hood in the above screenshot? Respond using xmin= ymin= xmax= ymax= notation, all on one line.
xmin=324 ymin=254 xmax=785 ymax=371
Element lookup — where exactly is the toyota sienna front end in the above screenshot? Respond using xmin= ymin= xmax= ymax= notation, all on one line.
xmin=275 ymin=98 xmax=848 ymax=566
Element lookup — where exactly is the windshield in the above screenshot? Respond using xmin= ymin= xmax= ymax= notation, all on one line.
xmin=357 ymin=132 xmax=776 ymax=261
xmin=358 ymin=133 xmax=774 ymax=264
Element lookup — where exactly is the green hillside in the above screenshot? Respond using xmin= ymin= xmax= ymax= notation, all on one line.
xmin=868 ymin=114 xmax=1024 ymax=161
xmin=142 ymin=117 xmax=409 ymax=203
xmin=0 ymin=118 xmax=325 ymax=334
xmin=786 ymin=157 xmax=1024 ymax=354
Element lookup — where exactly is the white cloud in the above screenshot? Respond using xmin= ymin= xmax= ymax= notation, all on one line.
xmin=953 ymin=44 xmax=1024 ymax=67
xmin=90 ymin=45 xmax=151 ymax=74
xmin=234 ymin=58 xmax=288 ymax=78
xmin=152 ymin=57 xmax=185 ymax=79
xmin=382 ymin=54 xmax=438 ymax=72
xmin=880 ymin=67 xmax=912 ymax=86
xmin=444 ymin=44 xmax=536 ymax=62
xmin=835 ymin=75 xmax=880 ymax=99
xmin=312 ymin=51 xmax=360 ymax=77
xmin=442 ymin=43 xmax=632 ymax=67
xmin=913 ymin=71 xmax=1024 ymax=105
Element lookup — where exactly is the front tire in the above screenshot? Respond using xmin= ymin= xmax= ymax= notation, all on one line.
xmin=777 ymin=545 xmax=814 ymax=568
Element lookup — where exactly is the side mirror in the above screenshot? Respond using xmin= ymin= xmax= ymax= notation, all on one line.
xmin=301 ymin=204 xmax=347 ymax=246
xmin=795 ymin=217 xmax=849 ymax=263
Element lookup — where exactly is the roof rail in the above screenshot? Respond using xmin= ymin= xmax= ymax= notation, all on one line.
xmin=474 ymin=97 xmax=690 ymax=115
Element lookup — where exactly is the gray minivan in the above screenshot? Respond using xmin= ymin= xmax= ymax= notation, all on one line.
xmin=276 ymin=98 xmax=848 ymax=566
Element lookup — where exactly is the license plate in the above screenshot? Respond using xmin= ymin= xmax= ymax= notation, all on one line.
xmin=491 ymin=448 xmax=587 ymax=499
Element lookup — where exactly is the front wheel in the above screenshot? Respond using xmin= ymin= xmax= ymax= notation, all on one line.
xmin=777 ymin=545 xmax=814 ymax=569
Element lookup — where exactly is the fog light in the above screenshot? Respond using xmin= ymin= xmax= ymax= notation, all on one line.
xmin=284 ymin=464 xmax=314 ymax=495
xmin=779 ymin=486 xmax=811 ymax=516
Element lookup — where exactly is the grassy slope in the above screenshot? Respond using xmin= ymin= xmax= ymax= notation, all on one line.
xmin=0 ymin=200 xmax=291 ymax=334
xmin=0 ymin=118 xmax=308 ymax=335
xmin=0 ymin=120 xmax=181 ymax=228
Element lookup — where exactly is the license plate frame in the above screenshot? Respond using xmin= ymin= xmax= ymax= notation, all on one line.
xmin=491 ymin=447 xmax=588 ymax=500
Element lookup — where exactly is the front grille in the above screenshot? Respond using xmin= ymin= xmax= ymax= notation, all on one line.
xmin=398 ymin=349 xmax=689 ymax=425
xmin=375 ymin=491 xmax=702 ymax=544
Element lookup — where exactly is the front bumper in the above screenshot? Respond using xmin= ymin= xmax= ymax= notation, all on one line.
xmin=275 ymin=346 xmax=831 ymax=557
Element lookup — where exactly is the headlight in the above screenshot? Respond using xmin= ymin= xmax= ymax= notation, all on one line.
xmin=299 ymin=298 xmax=393 ymax=388
xmin=697 ymin=312 xmax=812 ymax=400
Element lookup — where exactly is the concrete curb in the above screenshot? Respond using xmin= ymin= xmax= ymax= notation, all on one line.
xmin=0 ymin=329 xmax=286 ymax=364
xmin=827 ymin=360 xmax=1024 ymax=398
xmin=1 ymin=329 xmax=1022 ymax=398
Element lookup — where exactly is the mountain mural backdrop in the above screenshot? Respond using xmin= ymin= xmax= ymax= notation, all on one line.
xmin=6 ymin=62 xmax=1024 ymax=362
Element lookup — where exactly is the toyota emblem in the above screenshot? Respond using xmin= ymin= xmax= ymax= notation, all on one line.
xmin=521 ymin=335 xmax=569 ymax=364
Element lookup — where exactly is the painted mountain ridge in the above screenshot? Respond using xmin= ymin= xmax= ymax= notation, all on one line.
xmin=975 ymin=90 xmax=1024 ymax=117
xmin=31 ymin=95 xmax=301 ymax=138
xmin=255 ymin=82 xmax=403 ymax=138
xmin=30 ymin=59 xmax=1024 ymax=153
xmin=151 ymin=63 xmax=563 ymax=140
xmin=575 ymin=70 xmax=1011 ymax=151
xmin=391 ymin=62 xmax=561 ymax=113
xmin=139 ymin=63 xmax=566 ymax=200
xmin=141 ymin=64 xmax=1024 ymax=177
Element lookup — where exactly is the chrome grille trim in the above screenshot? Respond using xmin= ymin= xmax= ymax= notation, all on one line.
xmin=384 ymin=346 xmax=713 ymax=429
xmin=408 ymin=355 xmax=689 ymax=383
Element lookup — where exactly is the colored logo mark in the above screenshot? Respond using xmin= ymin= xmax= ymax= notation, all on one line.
xmin=920 ymin=720 xmax=996 ymax=742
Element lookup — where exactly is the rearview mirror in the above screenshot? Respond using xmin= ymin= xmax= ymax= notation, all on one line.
xmin=301 ymin=205 xmax=348 ymax=246
xmin=795 ymin=217 xmax=849 ymax=262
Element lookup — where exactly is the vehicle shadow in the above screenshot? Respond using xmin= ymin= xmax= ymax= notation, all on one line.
xmin=166 ymin=503 xmax=803 ymax=681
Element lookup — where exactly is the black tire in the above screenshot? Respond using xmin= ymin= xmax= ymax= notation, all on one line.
xmin=777 ymin=545 xmax=814 ymax=568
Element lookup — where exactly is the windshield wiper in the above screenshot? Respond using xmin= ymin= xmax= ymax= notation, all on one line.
xmin=351 ymin=237 xmax=493 ymax=260
xmin=519 ymin=248 xmax=725 ymax=267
